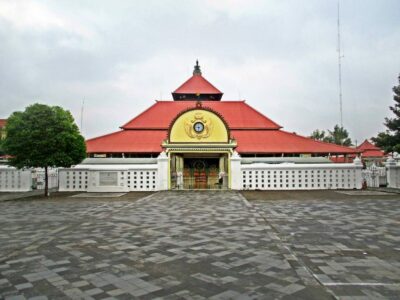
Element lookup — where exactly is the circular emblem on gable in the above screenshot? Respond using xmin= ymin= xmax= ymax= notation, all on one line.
xmin=193 ymin=122 xmax=204 ymax=133
xmin=183 ymin=112 xmax=213 ymax=140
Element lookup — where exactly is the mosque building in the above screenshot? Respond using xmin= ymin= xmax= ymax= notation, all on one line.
xmin=85 ymin=61 xmax=358 ymax=189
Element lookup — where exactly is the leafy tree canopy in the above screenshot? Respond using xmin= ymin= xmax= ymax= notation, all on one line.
xmin=310 ymin=125 xmax=352 ymax=146
xmin=324 ymin=125 xmax=353 ymax=146
xmin=3 ymin=103 xmax=86 ymax=169
xmin=310 ymin=129 xmax=326 ymax=141
xmin=372 ymin=74 xmax=400 ymax=153
xmin=3 ymin=103 xmax=86 ymax=196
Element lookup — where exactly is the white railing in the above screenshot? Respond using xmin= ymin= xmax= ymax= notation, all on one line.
xmin=0 ymin=167 xmax=32 ymax=192
xmin=34 ymin=169 xmax=59 ymax=190
xmin=362 ymin=165 xmax=386 ymax=188
xmin=241 ymin=162 xmax=363 ymax=190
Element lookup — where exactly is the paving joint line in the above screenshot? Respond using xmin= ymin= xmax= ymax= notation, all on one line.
xmin=0 ymin=192 xmax=158 ymax=264
xmin=238 ymin=192 xmax=339 ymax=299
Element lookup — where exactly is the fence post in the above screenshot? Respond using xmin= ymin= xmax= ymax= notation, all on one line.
xmin=157 ymin=152 xmax=169 ymax=190
xmin=353 ymin=157 xmax=363 ymax=189
xmin=386 ymin=157 xmax=399 ymax=188
xmin=230 ymin=151 xmax=242 ymax=190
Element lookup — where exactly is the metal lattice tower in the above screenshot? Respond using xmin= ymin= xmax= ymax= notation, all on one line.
xmin=337 ymin=0 xmax=344 ymax=128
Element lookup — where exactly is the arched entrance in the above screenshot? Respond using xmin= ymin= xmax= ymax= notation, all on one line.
xmin=170 ymin=153 xmax=229 ymax=189
xmin=164 ymin=107 xmax=236 ymax=190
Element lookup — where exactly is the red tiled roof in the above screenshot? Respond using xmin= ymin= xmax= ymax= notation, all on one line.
xmin=0 ymin=119 xmax=6 ymax=127
xmin=361 ymin=150 xmax=385 ymax=158
xmin=357 ymin=140 xmax=381 ymax=151
xmin=87 ymin=101 xmax=358 ymax=155
xmin=87 ymin=128 xmax=359 ymax=154
xmin=330 ymin=156 xmax=354 ymax=163
xmin=173 ymin=74 xmax=222 ymax=95
xmin=232 ymin=130 xmax=359 ymax=154
xmin=121 ymin=101 xmax=281 ymax=130
xmin=86 ymin=130 xmax=166 ymax=153
xmin=356 ymin=140 xmax=384 ymax=157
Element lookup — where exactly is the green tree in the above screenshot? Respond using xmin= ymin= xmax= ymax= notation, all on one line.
xmin=0 ymin=139 xmax=4 ymax=157
xmin=372 ymin=74 xmax=400 ymax=153
xmin=310 ymin=125 xmax=352 ymax=146
xmin=324 ymin=125 xmax=353 ymax=146
xmin=3 ymin=103 xmax=86 ymax=196
xmin=0 ymin=124 xmax=5 ymax=156
xmin=310 ymin=129 xmax=326 ymax=141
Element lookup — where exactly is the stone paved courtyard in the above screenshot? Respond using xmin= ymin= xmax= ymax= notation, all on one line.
xmin=0 ymin=191 xmax=399 ymax=299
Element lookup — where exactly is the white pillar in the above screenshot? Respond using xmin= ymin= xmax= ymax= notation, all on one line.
xmin=386 ymin=157 xmax=400 ymax=188
xmin=87 ymin=170 xmax=97 ymax=192
xmin=157 ymin=152 xmax=169 ymax=190
xmin=230 ymin=151 xmax=242 ymax=190
xmin=353 ymin=157 xmax=363 ymax=189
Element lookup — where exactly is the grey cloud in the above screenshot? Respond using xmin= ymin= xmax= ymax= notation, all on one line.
xmin=0 ymin=0 xmax=399 ymax=143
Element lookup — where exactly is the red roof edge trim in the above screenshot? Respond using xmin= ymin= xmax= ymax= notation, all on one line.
xmin=173 ymin=75 xmax=223 ymax=95
xmin=120 ymin=101 xmax=159 ymax=129
xmin=86 ymin=130 xmax=124 ymax=142
xmin=123 ymin=128 xmax=169 ymax=130
xmin=357 ymin=139 xmax=381 ymax=151
xmin=238 ymin=150 xmax=357 ymax=154
xmin=228 ymin=128 xmax=281 ymax=130
xmin=86 ymin=151 xmax=161 ymax=154
xmin=281 ymin=130 xmax=361 ymax=153
xmin=243 ymin=102 xmax=282 ymax=129
xmin=155 ymin=100 xmax=246 ymax=103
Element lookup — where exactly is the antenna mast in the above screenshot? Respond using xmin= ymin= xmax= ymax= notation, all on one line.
xmin=337 ymin=0 xmax=343 ymax=128
xmin=80 ymin=99 xmax=84 ymax=133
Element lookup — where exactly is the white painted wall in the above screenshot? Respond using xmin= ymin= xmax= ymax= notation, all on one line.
xmin=241 ymin=158 xmax=363 ymax=190
xmin=59 ymin=164 xmax=158 ymax=192
xmin=0 ymin=166 xmax=32 ymax=192
xmin=58 ymin=168 xmax=88 ymax=192
xmin=58 ymin=156 xmax=367 ymax=192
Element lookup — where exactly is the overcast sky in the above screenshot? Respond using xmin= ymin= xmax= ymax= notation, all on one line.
xmin=0 ymin=0 xmax=399 ymax=145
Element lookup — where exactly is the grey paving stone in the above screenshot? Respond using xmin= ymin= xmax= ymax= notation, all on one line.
xmin=0 ymin=191 xmax=399 ymax=299
xmin=15 ymin=283 xmax=33 ymax=290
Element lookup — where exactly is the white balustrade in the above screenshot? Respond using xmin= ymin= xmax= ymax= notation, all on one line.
xmin=241 ymin=160 xmax=363 ymax=190
xmin=362 ymin=164 xmax=386 ymax=188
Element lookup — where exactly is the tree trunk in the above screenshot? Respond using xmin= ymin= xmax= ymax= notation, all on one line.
xmin=45 ymin=166 xmax=49 ymax=197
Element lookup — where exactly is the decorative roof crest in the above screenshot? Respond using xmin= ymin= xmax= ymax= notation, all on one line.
xmin=193 ymin=60 xmax=202 ymax=75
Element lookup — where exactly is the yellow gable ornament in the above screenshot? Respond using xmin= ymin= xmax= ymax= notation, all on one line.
xmin=184 ymin=112 xmax=213 ymax=140
xmin=169 ymin=109 xmax=229 ymax=143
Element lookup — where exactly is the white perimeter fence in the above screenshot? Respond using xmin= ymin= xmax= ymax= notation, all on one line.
xmin=362 ymin=165 xmax=387 ymax=188
xmin=0 ymin=167 xmax=58 ymax=192
xmin=241 ymin=161 xmax=363 ymax=190
xmin=58 ymin=165 xmax=159 ymax=192
xmin=3 ymin=155 xmax=400 ymax=192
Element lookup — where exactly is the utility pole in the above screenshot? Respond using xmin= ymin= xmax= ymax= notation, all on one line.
xmin=337 ymin=0 xmax=344 ymax=128
xmin=80 ymin=99 xmax=84 ymax=134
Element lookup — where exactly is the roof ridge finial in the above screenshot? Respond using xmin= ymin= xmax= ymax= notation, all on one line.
xmin=193 ymin=59 xmax=202 ymax=76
